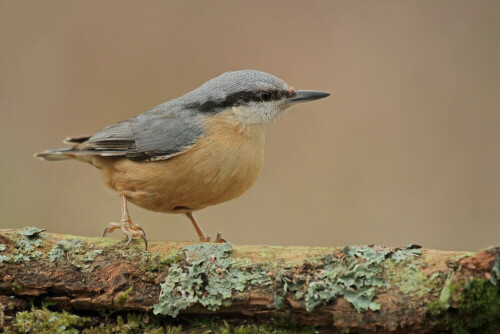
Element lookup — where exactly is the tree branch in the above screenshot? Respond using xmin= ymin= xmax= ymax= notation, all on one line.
xmin=0 ymin=227 xmax=498 ymax=333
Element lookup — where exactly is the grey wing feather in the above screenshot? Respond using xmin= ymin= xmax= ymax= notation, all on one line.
xmin=75 ymin=105 xmax=205 ymax=161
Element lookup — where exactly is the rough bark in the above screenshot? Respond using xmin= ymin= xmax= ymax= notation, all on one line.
xmin=0 ymin=227 xmax=499 ymax=333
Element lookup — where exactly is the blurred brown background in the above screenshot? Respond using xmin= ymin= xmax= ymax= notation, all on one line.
xmin=1 ymin=1 xmax=499 ymax=251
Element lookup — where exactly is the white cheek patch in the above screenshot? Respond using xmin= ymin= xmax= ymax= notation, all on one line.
xmin=232 ymin=101 xmax=292 ymax=125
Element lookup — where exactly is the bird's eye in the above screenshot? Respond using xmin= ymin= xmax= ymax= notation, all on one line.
xmin=260 ymin=91 xmax=272 ymax=102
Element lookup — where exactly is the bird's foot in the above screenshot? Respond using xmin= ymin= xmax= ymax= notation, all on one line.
xmin=198 ymin=235 xmax=211 ymax=242
xmin=197 ymin=233 xmax=226 ymax=243
xmin=214 ymin=232 xmax=227 ymax=243
xmin=103 ymin=220 xmax=148 ymax=250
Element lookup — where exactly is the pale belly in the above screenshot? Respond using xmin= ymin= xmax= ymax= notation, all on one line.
xmin=97 ymin=126 xmax=266 ymax=213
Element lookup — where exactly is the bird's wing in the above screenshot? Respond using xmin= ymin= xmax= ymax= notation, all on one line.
xmin=75 ymin=107 xmax=205 ymax=161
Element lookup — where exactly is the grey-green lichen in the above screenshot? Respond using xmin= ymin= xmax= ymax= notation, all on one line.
xmin=305 ymin=253 xmax=384 ymax=312
xmin=273 ymin=244 xmax=423 ymax=313
xmin=391 ymin=244 xmax=422 ymax=263
xmin=0 ymin=226 xmax=46 ymax=263
xmin=274 ymin=245 xmax=389 ymax=313
xmin=343 ymin=243 xmax=422 ymax=265
xmin=48 ymin=238 xmax=83 ymax=262
xmin=0 ymin=243 xmax=8 ymax=262
xmin=18 ymin=226 xmax=46 ymax=238
xmin=342 ymin=245 xmax=390 ymax=264
xmin=376 ymin=244 xmax=432 ymax=298
xmin=57 ymin=238 xmax=82 ymax=251
xmin=153 ymin=243 xmax=271 ymax=317
xmin=48 ymin=238 xmax=102 ymax=272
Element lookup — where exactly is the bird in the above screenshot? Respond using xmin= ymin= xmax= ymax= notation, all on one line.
xmin=36 ymin=70 xmax=330 ymax=250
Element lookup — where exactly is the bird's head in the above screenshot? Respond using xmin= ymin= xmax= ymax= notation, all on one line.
xmin=182 ymin=70 xmax=330 ymax=127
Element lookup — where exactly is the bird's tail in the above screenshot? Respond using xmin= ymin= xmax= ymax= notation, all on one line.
xmin=35 ymin=147 xmax=75 ymax=161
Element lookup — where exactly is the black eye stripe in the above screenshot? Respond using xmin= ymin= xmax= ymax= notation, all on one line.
xmin=185 ymin=89 xmax=296 ymax=114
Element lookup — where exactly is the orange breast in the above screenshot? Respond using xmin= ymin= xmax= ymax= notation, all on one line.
xmin=96 ymin=111 xmax=266 ymax=213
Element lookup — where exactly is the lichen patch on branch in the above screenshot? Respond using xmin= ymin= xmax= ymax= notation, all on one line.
xmin=153 ymin=243 xmax=271 ymax=317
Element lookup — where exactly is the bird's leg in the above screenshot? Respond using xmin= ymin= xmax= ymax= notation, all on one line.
xmin=185 ymin=212 xmax=211 ymax=242
xmin=185 ymin=212 xmax=227 ymax=243
xmin=103 ymin=194 xmax=148 ymax=250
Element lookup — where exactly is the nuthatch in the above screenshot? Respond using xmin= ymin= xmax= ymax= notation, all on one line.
xmin=36 ymin=70 xmax=330 ymax=249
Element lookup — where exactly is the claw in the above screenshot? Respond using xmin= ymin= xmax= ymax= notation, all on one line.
xmin=103 ymin=222 xmax=121 ymax=238
xmin=132 ymin=224 xmax=147 ymax=250
xmin=124 ymin=234 xmax=133 ymax=249
xmin=141 ymin=233 xmax=148 ymax=250
xmin=121 ymin=224 xmax=148 ymax=250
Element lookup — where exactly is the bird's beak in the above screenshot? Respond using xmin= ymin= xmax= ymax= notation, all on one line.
xmin=286 ymin=90 xmax=331 ymax=104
